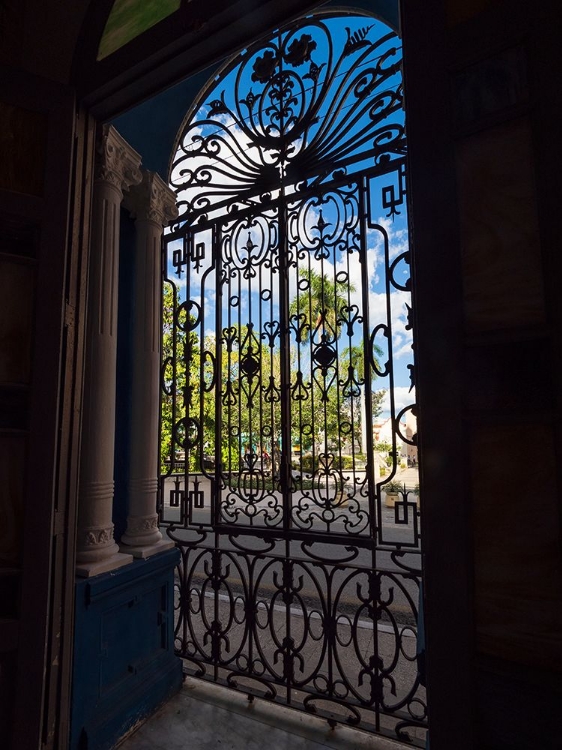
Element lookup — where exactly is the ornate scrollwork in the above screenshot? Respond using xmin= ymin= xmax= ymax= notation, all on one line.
xmin=170 ymin=15 xmax=405 ymax=224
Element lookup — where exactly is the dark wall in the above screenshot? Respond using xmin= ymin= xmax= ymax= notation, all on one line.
xmin=0 ymin=70 xmax=84 ymax=750
xmin=403 ymin=0 xmax=562 ymax=747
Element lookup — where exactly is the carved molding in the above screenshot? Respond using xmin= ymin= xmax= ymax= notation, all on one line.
xmin=124 ymin=169 xmax=179 ymax=227
xmin=79 ymin=479 xmax=114 ymax=502
xmin=95 ymin=124 xmax=142 ymax=194
xmin=129 ymin=477 xmax=159 ymax=495
xmin=125 ymin=514 xmax=159 ymax=535
xmin=81 ymin=524 xmax=115 ymax=548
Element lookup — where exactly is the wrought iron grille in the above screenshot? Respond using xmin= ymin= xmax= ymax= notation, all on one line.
xmin=160 ymin=11 xmax=426 ymax=746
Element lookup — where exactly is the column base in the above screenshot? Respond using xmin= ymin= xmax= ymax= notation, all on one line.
xmin=76 ymin=551 xmax=134 ymax=578
xmin=119 ymin=538 xmax=175 ymax=559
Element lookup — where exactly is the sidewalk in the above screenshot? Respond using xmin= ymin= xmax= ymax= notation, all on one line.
xmin=392 ymin=466 xmax=419 ymax=488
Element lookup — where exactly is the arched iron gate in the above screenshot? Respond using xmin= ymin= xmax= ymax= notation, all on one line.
xmin=160 ymin=12 xmax=426 ymax=746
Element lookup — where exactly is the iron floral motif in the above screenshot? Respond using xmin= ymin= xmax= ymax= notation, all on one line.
xmin=170 ymin=15 xmax=405 ymax=223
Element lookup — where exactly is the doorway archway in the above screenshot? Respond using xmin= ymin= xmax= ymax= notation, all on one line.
xmin=160 ymin=10 xmax=426 ymax=745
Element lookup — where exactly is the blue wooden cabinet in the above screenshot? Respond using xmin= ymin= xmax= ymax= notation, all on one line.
xmin=71 ymin=549 xmax=182 ymax=749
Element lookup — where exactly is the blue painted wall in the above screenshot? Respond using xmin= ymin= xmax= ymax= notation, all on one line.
xmin=112 ymin=66 xmax=213 ymax=180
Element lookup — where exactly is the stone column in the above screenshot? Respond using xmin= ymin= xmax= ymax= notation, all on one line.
xmin=120 ymin=171 xmax=178 ymax=558
xmin=76 ymin=126 xmax=142 ymax=577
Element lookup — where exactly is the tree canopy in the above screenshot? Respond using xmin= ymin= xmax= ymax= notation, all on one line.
xmin=161 ymin=267 xmax=386 ymax=472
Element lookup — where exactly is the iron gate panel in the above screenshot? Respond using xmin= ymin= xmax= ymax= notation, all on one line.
xmin=160 ymin=12 xmax=426 ymax=746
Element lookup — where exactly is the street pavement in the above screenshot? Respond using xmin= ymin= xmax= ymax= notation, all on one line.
xmin=391 ymin=466 xmax=419 ymax=488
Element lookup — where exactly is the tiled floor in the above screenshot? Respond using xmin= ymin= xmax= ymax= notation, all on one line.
xmin=118 ymin=678 xmax=406 ymax=750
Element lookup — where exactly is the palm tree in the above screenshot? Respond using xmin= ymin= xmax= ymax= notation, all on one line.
xmin=288 ymin=267 xmax=353 ymax=343
xmin=288 ymin=267 xmax=380 ymax=456
xmin=341 ymin=342 xmax=385 ymax=384
xmin=341 ymin=342 xmax=385 ymax=453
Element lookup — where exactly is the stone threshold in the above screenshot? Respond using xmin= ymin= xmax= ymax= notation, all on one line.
xmin=119 ymin=674 xmax=411 ymax=750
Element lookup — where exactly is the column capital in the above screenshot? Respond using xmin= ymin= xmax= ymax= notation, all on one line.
xmin=124 ymin=169 xmax=178 ymax=227
xmin=95 ymin=124 xmax=142 ymax=194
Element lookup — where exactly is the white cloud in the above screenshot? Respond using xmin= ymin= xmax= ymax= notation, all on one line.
xmin=380 ymin=386 xmax=416 ymax=418
xmin=394 ymin=341 xmax=413 ymax=359
xmin=168 ymin=274 xmax=186 ymax=291
xmin=373 ymin=215 xmax=409 ymax=261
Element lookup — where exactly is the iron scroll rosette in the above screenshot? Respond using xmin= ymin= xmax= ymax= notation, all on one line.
xmin=169 ymin=13 xmax=405 ymax=228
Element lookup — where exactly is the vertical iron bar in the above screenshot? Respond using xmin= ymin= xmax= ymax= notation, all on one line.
xmin=214 ymin=222 xmax=223 ymax=528
xmin=157 ymin=235 xmax=166 ymax=519
xmin=361 ymin=175 xmax=381 ymax=730
xmin=184 ymin=233 xmax=191 ymax=525
xmin=279 ymin=198 xmax=294 ymax=704
xmin=360 ymin=178 xmax=377 ymax=540
xmin=213 ymin=223 xmax=223 ymax=682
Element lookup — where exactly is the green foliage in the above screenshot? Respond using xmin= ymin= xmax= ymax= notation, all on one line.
xmin=287 ymin=268 xmax=385 ymax=455
xmin=288 ymin=267 xmax=351 ymax=342
xmin=384 ymin=480 xmax=403 ymax=493
xmin=161 ymin=284 xmax=201 ymax=472
xmin=296 ymin=455 xmax=317 ymax=473
xmin=339 ymin=454 xmax=354 ymax=470
xmin=372 ymin=389 xmax=387 ymax=420
xmin=161 ymin=267 xmax=387 ymax=473
xmin=375 ymin=441 xmax=392 ymax=453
